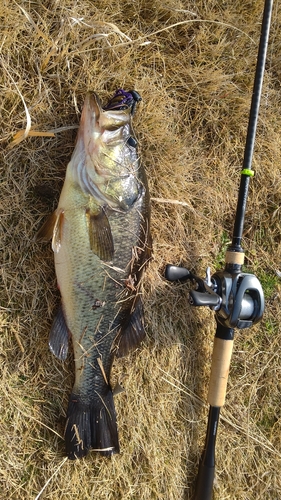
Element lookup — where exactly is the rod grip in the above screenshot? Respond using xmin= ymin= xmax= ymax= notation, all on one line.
xmin=207 ymin=337 xmax=234 ymax=407
xmin=194 ymin=461 xmax=215 ymax=500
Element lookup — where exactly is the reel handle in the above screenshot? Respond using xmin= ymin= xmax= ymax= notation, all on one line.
xmin=165 ymin=264 xmax=191 ymax=282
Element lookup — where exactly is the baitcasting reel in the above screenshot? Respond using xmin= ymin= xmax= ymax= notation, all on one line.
xmin=165 ymin=261 xmax=264 ymax=330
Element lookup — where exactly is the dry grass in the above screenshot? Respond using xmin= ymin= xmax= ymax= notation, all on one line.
xmin=1 ymin=0 xmax=281 ymax=498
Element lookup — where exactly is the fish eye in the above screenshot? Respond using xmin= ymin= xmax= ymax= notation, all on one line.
xmin=127 ymin=136 xmax=137 ymax=148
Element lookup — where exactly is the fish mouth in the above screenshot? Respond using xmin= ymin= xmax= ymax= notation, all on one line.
xmin=79 ymin=90 xmax=142 ymax=135
xmin=81 ymin=88 xmax=142 ymax=118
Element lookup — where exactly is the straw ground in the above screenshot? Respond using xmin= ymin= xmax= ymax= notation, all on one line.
xmin=1 ymin=1 xmax=281 ymax=498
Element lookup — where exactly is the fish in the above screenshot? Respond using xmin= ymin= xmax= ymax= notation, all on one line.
xmin=37 ymin=89 xmax=151 ymax=460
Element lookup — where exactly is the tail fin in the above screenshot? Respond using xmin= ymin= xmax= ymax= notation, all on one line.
xmin=65 ymin=391 xmax=120 ymax=460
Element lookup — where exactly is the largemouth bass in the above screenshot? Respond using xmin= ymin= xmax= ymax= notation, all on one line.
xmin=38 ymin=89 xmax=151 ymax=459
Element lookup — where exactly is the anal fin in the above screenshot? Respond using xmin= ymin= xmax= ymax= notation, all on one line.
xmin=115 ymin=297 xmax=146 ymax=358
xmin=49 ymin=305 xmax=69 ymax=361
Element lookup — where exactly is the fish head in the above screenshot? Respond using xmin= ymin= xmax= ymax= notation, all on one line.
xmin=71 ymin=91 xmax=142 ymax=210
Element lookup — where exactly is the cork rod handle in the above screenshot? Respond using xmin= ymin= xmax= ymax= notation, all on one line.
xmin=207 ymin=337 xmax=234 ymax=407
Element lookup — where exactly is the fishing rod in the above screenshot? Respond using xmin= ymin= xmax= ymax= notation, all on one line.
xmin=165 ymin=0 xmax=273 ymax=498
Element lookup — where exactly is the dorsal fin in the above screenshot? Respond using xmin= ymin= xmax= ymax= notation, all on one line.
xmin=36 ymin=211 xmax=58 ymax=242
xmin=36 ymin=209 xmax=64 ymax=253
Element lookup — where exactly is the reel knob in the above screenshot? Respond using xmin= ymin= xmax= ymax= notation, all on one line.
xmin=165 ymin=264 xmax=191 ymax=282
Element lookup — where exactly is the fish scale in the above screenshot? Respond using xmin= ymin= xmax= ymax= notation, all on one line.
xmin=59 ymin=204 xmax=145 ymax=393
xmin=37 ymin=89 xmax=151 ymax=459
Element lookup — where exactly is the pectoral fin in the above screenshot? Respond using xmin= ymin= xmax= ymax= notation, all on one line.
xmin=115 ymin=298 xmax=146 ymax=358
xmin=86 ymin=207 xmax=114 ymax=261
xmin=49 ymin=305 xmax=69 ymax=360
